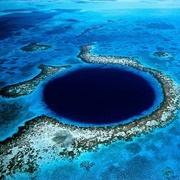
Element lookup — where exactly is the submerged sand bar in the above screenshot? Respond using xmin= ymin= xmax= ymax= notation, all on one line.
xmin=0 ymin=44 xmax=180 ymax=178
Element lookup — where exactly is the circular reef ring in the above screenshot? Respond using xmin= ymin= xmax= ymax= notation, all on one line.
xmin=0 ymin=43 xmax=180 ymax=178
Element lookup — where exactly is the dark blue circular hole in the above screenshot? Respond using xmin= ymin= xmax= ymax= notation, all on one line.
xmin=43 ymin=66 xmax=156 ymax=125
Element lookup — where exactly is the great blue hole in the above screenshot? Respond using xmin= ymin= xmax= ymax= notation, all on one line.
xmin=43 ymin=66 xmax=156 ymax=125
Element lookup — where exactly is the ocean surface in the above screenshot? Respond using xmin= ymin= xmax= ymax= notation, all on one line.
xmin=0 ymin=0 xmax=180 ymax=179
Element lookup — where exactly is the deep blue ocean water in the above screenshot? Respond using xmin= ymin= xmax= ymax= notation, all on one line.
xmin=0 ymin=0 xmax=180 ymax=179
xmin=43 ymin=65 xmax=157 ymax=125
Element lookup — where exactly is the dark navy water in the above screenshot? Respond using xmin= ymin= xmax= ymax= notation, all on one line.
xmin=43 ymin=66 xmax=155 ymax=125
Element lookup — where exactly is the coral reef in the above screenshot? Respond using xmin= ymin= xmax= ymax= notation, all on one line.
xmin=80 ymin=161 xmax=95 ymax=171
xmin=0 ymin=44 xmax=180 ymax=178
xmin=163 ymin=167 xmax=179 ymax=180
xmin=153 ymin=52 xmax=174 ymax=59
xmin=52 ymin=130 xmax=74 ymax=149
xmin=0 ymin=64 xmax=70 ymax=98
xmin=80 ymin=25 xmax=104 ymax=36
xmin=21 ymin=42 xmax=51 ymax=52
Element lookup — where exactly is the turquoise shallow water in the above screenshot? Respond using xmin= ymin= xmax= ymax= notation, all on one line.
xmin=0 ymin=1 xmax=180 ymax=179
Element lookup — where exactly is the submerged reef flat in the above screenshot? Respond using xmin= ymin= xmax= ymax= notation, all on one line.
xmin=0 ymin=44 xmax=180 ymax=178
xmin=0 ymin=65 xmax=70 ymax=98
